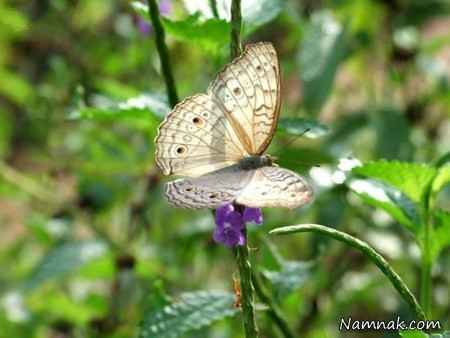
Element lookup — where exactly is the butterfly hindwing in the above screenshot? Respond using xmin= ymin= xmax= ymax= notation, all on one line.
xmin=165 ymin=166 xmax=312 ymax=209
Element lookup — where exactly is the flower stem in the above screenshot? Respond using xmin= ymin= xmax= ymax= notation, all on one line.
xmin=270 ymin=224 xmax=427 ymax=322
xmin=235 ymin=231 xmax=259 ymax=338
xmin=252 ymin=271 xmax=295 ymax=338
xmin=229 ymin=3 xmax=257 ymax=336
xmin=147 ymin=0 xmax=179 ymax=107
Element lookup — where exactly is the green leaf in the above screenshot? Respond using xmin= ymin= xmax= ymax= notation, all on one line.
xmin=263 ymin=260 xmax=314 ymax=297
xmin=400 ymin=331 xmax=428 ymax=338
xmin=69 ymin=94 xmax=169 ymax=126
xmin=373 ymin=107 xmax=412 ymax=160
xmin=400 ymin=331 xmax=450 ymax=338
xmin=278 ymin=117 xmax=330 ymax=139
xmin=432 ymin=164 xmax=450 ymax=196
xmin=241 ymin=0 xmax=285 ymax=34
xmin=138 ymin=290 xmax=238 ymax=338
xmin=163 ymin=14 xmax=230 ymax=54
xmin=182 ymin=0 xmax=285 ymax=35
xmin=430 ymin=209 xmax=450 ymax=260
xmin=25 ymin=240 xmax=108 ymax=290
xmin=352 ymin=160 xmax=437 ymax=203
xmin=131 ymin=1 xmax=148 ymax=18
xmin=348 ymin=179 xmax=419 ymax=230
xmin=299 ymin=11 xmax=348 ymax=113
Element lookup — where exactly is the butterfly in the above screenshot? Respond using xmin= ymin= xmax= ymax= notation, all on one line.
xmin=155 ymin=42 xmax=313 ymax=209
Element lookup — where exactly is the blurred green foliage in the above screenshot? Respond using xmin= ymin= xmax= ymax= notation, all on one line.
xmin=0 ymin=0 xmax=449 ymax=337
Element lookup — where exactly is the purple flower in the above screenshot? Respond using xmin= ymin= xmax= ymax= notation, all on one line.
xmin=243 ymin=207 xmax=263 ymax=225
xmin=137 ymin=18 xmax=151 ymax=35
xmin=213 ymin=203 xmax=263 ymax=247
xmin=159 ymin=0 xmax=171 ymax=16
xmin=135 ymin=0 xmax=171 ymax=36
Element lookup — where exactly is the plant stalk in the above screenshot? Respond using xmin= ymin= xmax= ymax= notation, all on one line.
xmin=209 ymin=0 xmax=219 ymax=18
xmin=229 ymin=2 xmax=257 ymax=336
xmin=236 ymin=231 xmax=259 ymax=338
xmin=147 ymin=0 xmax=179 ymax=107
xmin=270 ymin=224 xmax=427 ymax=322
xmin=252 ymin=271 xmax=295 ymax=338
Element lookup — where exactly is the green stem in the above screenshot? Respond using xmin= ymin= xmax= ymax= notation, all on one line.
xmin=420 ymin=173 xmax=435 ymax=317
xmin=209 ymin=0 xmax=219 ymax=18
xmin=147 ymin=0 xmax=179 ymax=107
xmin=270 ymin=224 xmax=427 ymax=322
xmin=252 ymin=271 xmax=295 ymax=338
xmin=230 ymin=0 xmax=242 ymax=59
xmin=236 ymin=232 xmax=259 ymax=338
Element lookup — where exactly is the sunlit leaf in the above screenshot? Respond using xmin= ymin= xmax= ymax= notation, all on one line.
xmin=138 ymin=290 xmax=237 ymax=338
xmin=352 ymin=161 xmax=437 ymax=203
xmin=163 ymin=14 xmax=230 ymax=54
xmin=278 ymin=117 xmax=330 ymax=139
xmin=263 ymin=260 xmax=314 ymax=297
xmin=25 ymin=241 xmax=108 ymax=290
xmin=299 ymin=11 xmax=348 ymax=113
xmin=348 ymin=179 xmax=420 ymax=230
xmin=69 ymin=94 xmax=168 ymax=127
xmin=182 ymin=0 xmax=285 ymax=35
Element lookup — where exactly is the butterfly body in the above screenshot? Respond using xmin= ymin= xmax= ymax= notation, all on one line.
xmin=155 ymin=42 xmax=313 ymax=209
xmin=238 ymin=155 xmax=273 ymax=171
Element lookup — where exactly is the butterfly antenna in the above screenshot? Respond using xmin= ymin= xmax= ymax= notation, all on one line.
xmin=280 ymin=127 xmax=311 ymax=149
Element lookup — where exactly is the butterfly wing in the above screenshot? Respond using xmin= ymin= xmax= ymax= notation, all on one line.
xmin=155 ymin=94 xmax=248 ymax=177
xmin=165 ymin=165 xmax=313 ymax=209
xmin=208 ymin=42 xmax=280 ymax=155
xmin=155 ymin=42 xmax=281 ymax=178
xmin=236 ymin=166 xmax=313 ymax=209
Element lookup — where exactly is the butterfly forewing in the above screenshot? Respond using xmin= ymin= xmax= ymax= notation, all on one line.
xmin=208 ymin=42 xmax=280 ymax=155
xmin=155 ymin=94 xmax=247 ymax=177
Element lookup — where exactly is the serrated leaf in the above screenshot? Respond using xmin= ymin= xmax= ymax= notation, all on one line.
xmin=299 ymin=11 xmax=348 ymax=113
xmin=263 ymin=260 xmax=314 ymax=297
xmin=138 ymin=290 xmax=238 ymax=338
xmin=163 ymin=14 xmax=230 ymax=54
xmin=182 ymin=0 xmax=285 ymax=35
xmin=69 ymin=94 xmax=168 ymax=126
xmin=278 ymin=118 xmax=330 ymax=139
xmin=348 ymin=179 xmax=420 ymax=230
xmin=352 ymin=161 xmax=437 ymax=203
xmin=25 ymin=240 xmax=108 ymax=290
xmin=430 ymin=209 xmax=450 ymax=260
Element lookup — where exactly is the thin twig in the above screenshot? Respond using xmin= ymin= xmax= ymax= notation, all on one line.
xmin=230 ymin=0 xmax=242 ymax=60
xmin=209 ymin=0 xmax=219 ymax=18
xmin=270 ymin=224 xmax=427 ymax=323
xmin=252 ymin=271 xmax=295 ymax=338
xmin=147 ymin=0 xmax=179 ymax=107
